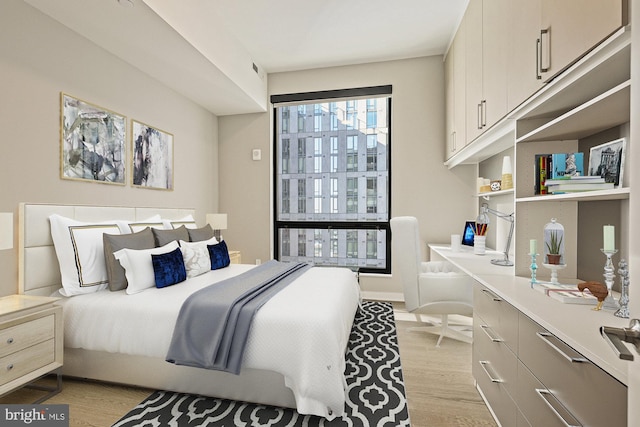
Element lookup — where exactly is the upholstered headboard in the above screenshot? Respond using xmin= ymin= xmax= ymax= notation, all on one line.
xmin=18 ymin=203 xmax=196 ymax=296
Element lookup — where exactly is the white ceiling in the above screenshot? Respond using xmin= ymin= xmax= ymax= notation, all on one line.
xmin=207 ymin=0 xmax=469 ymax=73
xmin=22 ymin=0 xmax=468 ymax=115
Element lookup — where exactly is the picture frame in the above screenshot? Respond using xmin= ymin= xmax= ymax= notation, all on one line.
xmin=60 ymin=93 xmax=126 ymax=184
xmin=588 ymin=137 xmax=626 ymax=186
xmin=131 ymin=120 xmax=174 ymax=190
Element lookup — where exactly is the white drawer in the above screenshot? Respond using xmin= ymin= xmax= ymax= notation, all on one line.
xmin=473 ymin=318 xmax=518 ymax=397
xmin=473 ymin=282 xmax=518 ymax=353
xmin=0 ymin=315 xmax=55 ymax=358
xmin=0 ymin=339 xmax=55 ymax=386
xmin=518 ymin=312 xmax=626 ymax=426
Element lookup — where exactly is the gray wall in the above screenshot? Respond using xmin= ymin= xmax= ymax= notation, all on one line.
xmin=219 ymin=57 xmax=476 ymax=296
xmin=0 ymin=1 xmax=219 ymax=296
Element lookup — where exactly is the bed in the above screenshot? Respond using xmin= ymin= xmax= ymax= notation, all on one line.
xmin=18 ymin=203 xmax=361 ymax=419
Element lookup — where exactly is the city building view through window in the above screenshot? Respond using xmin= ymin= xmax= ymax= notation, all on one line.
xmin=273 ymin=87 xmax=391 ymax=273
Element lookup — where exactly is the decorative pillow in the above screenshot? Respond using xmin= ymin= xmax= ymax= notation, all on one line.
xmin=163 ymin=215 xmax=197 ymax=230
xmin=188 ymin=224 xmax=216 ymax=242
xmin=208 ymin=240 xmax=230 ymax=270
xmin=152 ymin=225 xmax=189 ymax=247
xmin=117 ymin=215 xmax=164 ymax=234
xmin=152 ymin=247 xmax=187 ymax=288
xmin=49 ymin=214 xmax=121 ymax=297
xmin=114 ymin=241 xmax=180 ymax=295
xmin=103 ymin=227 xmax=156 ymax=291
xmin=179 ymin=237 xmax=218 ymax=278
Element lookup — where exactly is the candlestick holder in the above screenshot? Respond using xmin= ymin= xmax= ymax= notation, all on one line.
xmin=529 ymin=252 xmax=538 ymax=287
xmin=615 ymin=259 xmax=630 ymax=318
xmin=601 ymin=249 xmax=619 ymax=310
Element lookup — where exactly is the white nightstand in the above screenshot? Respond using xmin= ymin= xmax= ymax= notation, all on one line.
xmin=0 ymin=295 xmax=63 ymax=403
xmin=228 ymin=250 xmax=241 ymax=264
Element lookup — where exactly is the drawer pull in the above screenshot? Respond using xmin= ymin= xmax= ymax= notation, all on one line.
xmin=536 ymin=388 xmax=582 ymax=427
xmin=6 ymin=338 xmax=13 ymax=344
xmin=6 ymin=364 xmax=13 ymax=371
xmin=480 ymin=288 xmax=502 ymax=302
xmin=537 ymin=332 xmax=589 ymax=364
xmin=479 ymin=360 xmax=502 ymax=383
xmin=480 ymin=325 xmax=503 ymax=343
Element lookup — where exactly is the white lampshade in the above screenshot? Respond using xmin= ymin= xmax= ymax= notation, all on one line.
xmin=0 ymin=213 xmax=13 ymax=250
xmin=206 ymin=213 xmax=228 ymax=230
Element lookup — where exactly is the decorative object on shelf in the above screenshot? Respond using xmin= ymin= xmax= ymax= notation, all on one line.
xmin=501 ymin=155 xmax=513 ymax=190
xmin=206 ymin=213 xmax=228 ymax=240
xmin=543 ymin=218 xmax=564 ymax=265
xmin=477 ymin=177 xmax=491 ymax=193
xmin=578 ymin=281 xmax=609 ymax=310
xmin=529 ymin=239 xmax=538 ymax=286
xmin=473 ymin=209 xmax=489 ymax=255
xmin=542 ymin=262 xmax=566 ymax=285
xmin=476 ymin=203 xmax=514 ymax=266
xmin=601 ymin=246 xmax=619 ymax=310
xmin=61 ymin=93 xmax=126 ymax=185
xmin=132 ymin=120 xmax=174 ymax=190
xmin=490 ymin=180 xmax=502 ymax=191
xmin=614 ymin=259 xmax=630 ymax=318
xmin=588 ymin=137 xmax=626 ymax=186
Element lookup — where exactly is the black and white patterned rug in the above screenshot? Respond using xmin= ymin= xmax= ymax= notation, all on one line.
xmin=112 ymin=300 xmax=410 ymax=427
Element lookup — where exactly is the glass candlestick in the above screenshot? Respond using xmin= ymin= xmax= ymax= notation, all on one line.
xmin=529 ymin=253 xmax=538 ymax=287
xmin=601 ymin=249 xmax=619 ymax=310
xmin=615 ymin=259 xmax=630 ymax=318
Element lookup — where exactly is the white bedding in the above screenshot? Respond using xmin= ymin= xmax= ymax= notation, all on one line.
xmin=57 ymin=264 xmax=361 ymax=419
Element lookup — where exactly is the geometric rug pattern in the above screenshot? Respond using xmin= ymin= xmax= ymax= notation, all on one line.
xmin=112 ymin=300 xmax=410 ymax=426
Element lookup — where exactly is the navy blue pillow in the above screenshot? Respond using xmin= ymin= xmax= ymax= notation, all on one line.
xmin=151 ymin=247 xmax=187 ymax=288
xmin=208 ymin=240 xmax=230 ymax=270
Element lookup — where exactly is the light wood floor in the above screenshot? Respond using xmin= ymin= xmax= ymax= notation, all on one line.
xmin=0 ymin=302 xmax=496 ymax=427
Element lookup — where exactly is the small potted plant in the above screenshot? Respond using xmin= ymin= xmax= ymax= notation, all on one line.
xmin=546 ymin=230 xmax=563 ymax=264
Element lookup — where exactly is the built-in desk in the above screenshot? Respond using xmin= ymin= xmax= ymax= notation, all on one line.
xmin=429 ymin=244 xmax=629 ymax=426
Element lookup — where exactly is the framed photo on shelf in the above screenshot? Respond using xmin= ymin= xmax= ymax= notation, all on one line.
xmin=588 ymin=137 xmax=626 ymax=186
xmin=131 ymin=120 xmax=174 ymax=190
xmin=60 ymin=93 xmax=126 ymax=184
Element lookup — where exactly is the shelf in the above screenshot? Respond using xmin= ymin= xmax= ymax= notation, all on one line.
xmin=516 ymin=187 xmax=630 ymax=203
xmin=478 ymin=189 xmax=514 ymax=200
xmin=516 ymin=80 xmax=630 ymax=143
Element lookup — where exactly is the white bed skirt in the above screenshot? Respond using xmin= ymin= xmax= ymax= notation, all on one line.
xmin=63 ymin=348 xmax=297 ymax=409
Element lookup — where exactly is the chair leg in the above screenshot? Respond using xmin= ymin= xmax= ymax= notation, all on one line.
xmin=436 ymin=314 xmax=448 ymax=347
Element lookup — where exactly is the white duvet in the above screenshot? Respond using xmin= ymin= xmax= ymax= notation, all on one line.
xmin=58 ymin=264 xmax=361 ymax=419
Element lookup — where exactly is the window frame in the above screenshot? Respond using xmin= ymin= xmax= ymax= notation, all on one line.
xmin=271 ymin=86 xmax=392 ymax=274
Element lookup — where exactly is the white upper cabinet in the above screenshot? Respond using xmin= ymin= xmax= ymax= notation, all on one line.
xmin=445 ymin=20 xmax=467 ymax=160
xmin=539 ymin=0 xmax=627 ymax=81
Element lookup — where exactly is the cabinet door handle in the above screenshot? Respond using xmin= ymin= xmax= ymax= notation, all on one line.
xmin=481 ymin=100 xmax=487 ymax=127
xmin=477 ymin=103 xmax=483 ymax=129
xmin=6 ymin=338 xmax=14 ymax=344
xmin=537 ymin=332 xmax=589 ymax=363
xmin=539 ymin=28 xmax=550 ymax=72
xmin=536 ymin=37 xmax=542 ymax=80
xmin=535 ymin=389 xmax=582 ymax=427
xmin=480 ymin=288 xmax=502 ymax=302
xmin=479 ymin=360 xmax=502 ymax=383
xmin=481 ymin=325 xmax=503 ymax=343
xmin=6 ymin=364 xmax=13 ymax=371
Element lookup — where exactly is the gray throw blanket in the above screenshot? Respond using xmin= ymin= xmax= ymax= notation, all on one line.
xmin=166 ymin=260 xmax=311 ymax=374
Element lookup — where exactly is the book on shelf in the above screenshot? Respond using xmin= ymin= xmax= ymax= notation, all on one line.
xmin=532 ymin=282 xmax=598 ymax=305
xmin=550 ymin=152 xmax=584 ymax=179
xmin=544 ymin=176 xmax=606 ymax=185
xmin=546 ymin=181 xmax=614 ymax=193
xmin=534 ymin=154 xmax=550 ymax=195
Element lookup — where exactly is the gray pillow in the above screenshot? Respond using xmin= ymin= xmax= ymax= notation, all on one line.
xmin=188 ymin=224 xmax=215 ymax=242
xmin=153 ymin=225 xmax=190 ymax=247
xmin=103 ymin=227 xmax=156 ymax=291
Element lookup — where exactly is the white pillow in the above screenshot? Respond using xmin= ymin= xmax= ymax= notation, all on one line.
xmin=117 ymin=215 xmax=164 ymax=234
xmin=49 ymin=214 xmax=121 ymax=297
xmin=179 ymin=236 xmax=218 ymax=278
xmin=163 ymin=215 xmax=197 ymax=229
xmin=114 ymin=241 xmax=180 ymax=295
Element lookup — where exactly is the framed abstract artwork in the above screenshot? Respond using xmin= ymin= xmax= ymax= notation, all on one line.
xmin=588 ymin=138 xmax=626 ymax=186
xmin=60 ymin=93 xmax=126 ymax=184
xmin=131 ymin=120 xmax=174 ymax=190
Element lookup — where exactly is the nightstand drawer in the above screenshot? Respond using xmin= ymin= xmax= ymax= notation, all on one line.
xmin=0 ymin=339 xmax=55 ymax=386
xmin=0 ymin=315 xmax=55 ymax=358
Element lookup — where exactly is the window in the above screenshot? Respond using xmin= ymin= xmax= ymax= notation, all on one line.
xmin=272 ymin=85 xmax=391 ymax=273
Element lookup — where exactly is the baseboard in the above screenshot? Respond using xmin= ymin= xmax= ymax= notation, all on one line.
xmin=361 ymin=291 xmax=404 ymax=302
